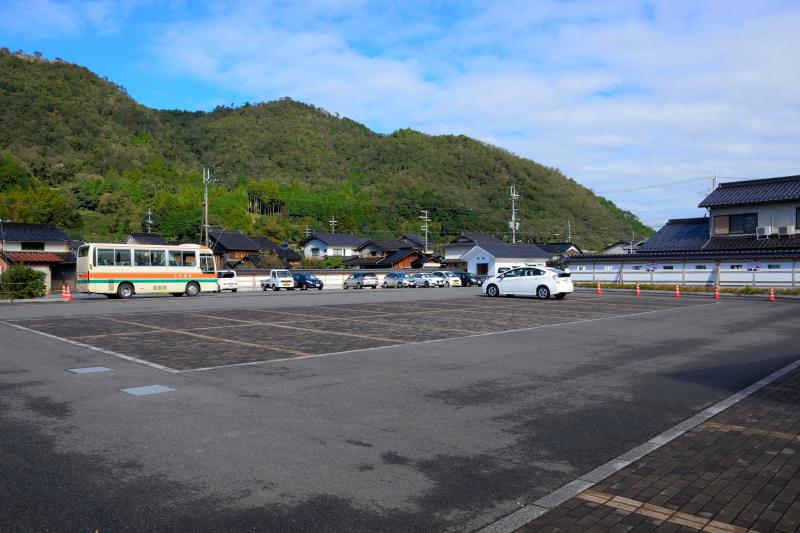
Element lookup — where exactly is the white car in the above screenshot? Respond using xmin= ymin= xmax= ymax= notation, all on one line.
xmin=216 ymin=270 xmax=238 ymax=292
xmin=432 ymin=271 xmax=462 ymax=287
xmin=260 ymin=269 xmax=295 ymax=291
xmin=481 ymin=266 xmax=573 ymax=299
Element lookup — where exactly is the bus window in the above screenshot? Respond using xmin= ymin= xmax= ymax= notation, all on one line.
xmin=97 ymin=248 xmax=115 ymax=266
xmin=134 ymin=250 xmax=151 ymax=266
xmin=200 ymin=254 xmax=215 ymax=273
xmin=78 ymin=245 xmax=89 ymax=258
xmin=168 ymin=250 xmax=182 ymax=266
xmin=115 ymin=249 xmax=132 ymax=266
xmin=182 ymin=251 xmax=196 ymax=267
xmin=150 ymin=250 xmax=165 ymax=266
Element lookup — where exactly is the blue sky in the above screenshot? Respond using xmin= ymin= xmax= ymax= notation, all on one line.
xmin=3 ymin=0 xmax=800 ymax=234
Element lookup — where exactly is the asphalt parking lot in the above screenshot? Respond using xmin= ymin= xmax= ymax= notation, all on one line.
xmin=6 ymin=293 xmax=709 ymax=372
xmin=1 ymin=290 xmax=798 ymax=532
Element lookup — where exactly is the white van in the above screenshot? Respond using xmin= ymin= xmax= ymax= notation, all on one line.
xmin=216 ymin=270 xmax=238 ymax=292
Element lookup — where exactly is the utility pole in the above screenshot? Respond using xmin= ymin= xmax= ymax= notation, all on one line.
xmin=304 ymin=225 xmax=312 ymax=238
xmin=567 ymin=220 xmax=572 ymax=243
xmin=630 ymin=230 xmax=635 ymax=255
xmin=329 ymin=215 xmax=337 ymax=234
xmin=509 ymin=185 xmax=520 ymax=244
xmin=419 ymin=209 xmax=430 ymax=253
xmin=202 ymin=167 xmax=218 ymax=247
xmin=145 ymin=208 xmax=154 ymax=234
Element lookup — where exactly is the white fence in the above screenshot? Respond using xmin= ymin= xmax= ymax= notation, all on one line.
xmin=568 ymin=259 xmax=799 ymax=287
xmin=230 ymin=270 xmax=436 ymax=291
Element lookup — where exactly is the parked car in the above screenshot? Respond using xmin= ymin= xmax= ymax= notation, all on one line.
xmin=343 ymin=272 xmax=379 ymax=289
xmin=293 ymin=273 xmax=324 ymax=290
xmin=481 ymin=266 xmax=573 ymax=299
xmin=382 ymin=272 xmax=413 ymax=288
xmin=216 ymin=270 xmax=238 ymax=292
xmin=454 ymin=271 xmax=482 ymax=287
xmin=432 ymin=271 xmax=462 ymax=287
xmin=407 ymin=272 xmax=443 ymax=288
xmin=260 ymin=269 xmax=295 ymax=291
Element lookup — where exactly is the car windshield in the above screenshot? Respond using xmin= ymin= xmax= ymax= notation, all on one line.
xmin=276 ymin=271 xmax=291 ymax=278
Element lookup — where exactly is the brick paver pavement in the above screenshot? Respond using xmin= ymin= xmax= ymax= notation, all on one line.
xmin=515 ymin=365 xmax=800 ymax=532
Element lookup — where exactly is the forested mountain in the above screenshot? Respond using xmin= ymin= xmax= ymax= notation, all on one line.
xmin=0 ymin=50 xmax=651 ymax=249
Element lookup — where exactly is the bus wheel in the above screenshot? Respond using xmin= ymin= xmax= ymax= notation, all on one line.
xmin=117 ymin=283 xmax=134 ymax=299
xmin=185 ymin=282 xmax=201 ymax=297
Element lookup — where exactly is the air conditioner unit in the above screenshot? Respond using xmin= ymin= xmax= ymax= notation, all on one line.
xmin=778 ymin=225 xmax=795 ymax=238
xmin=756 ymin=226 xmax=772 ymax=239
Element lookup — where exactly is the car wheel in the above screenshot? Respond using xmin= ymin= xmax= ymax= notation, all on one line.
xmin=445 ymin=281 xmax=450 ymax=287
xmin=318 ymin=286 xmax=323 ymax=290
xmin=343 ymin=283 xmax=348 ymax=289
xmin=424 ymin=281 xmax=430 ymax=288
xmin=185 ymin=282 xmax=201 ymax=297
xmin=536 ymin=285 xmax=551 ymax=299
xmin=486 ymin=284 xmax=499 ymax=297
xmin=383 ymin=282 xmax=388 ymax=288
xmin=232 ymin=289 xmax=237 ymax=293
xmin=356 ymin=282 xmax=362 ymax=289
xmin=554 ymin=293 xmax=566 ymax=299
xmin=371 ymin=285 xmax=376 ymax=289
xmin=262 ymin=286 xmax=268 ymax=291
xmin=117 ymin=282 xmax=134 ymax=299
xmin=273 ymin=287 xmax=280 ymax=291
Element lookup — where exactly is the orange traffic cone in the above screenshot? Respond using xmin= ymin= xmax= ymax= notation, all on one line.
xmin=713 ymin=285 xmax=720 ymax=299
xmin=595 ymin=282 xmax=602 ymax=295
xmin=61 ymin=284 xmax=71 ymax=302
xmin=634 ymin=282 xmax=641 ymax=296
xmin=768 ymin=287 xmax=776 ymax=302
xmin=674 ymin=284 xmax=681 ymax=298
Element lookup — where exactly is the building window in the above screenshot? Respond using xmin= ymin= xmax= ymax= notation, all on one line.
xmin=22 ymin=242 xmax=45 ymax=251
xmin=632 ymin=265 xmax=643 ymax=270
xmin=715 ymin=213 xmax=758 ymax=235
xmin=768 ymin=264 xmax=781 ymax=269
xmin=663 ymin=265 xmax=674 ymax=270
xmin=694 ymin=265 xmax=707 ymax=270
xmin=730 ymin=264 xmax=743 ymax=270
xmin=332 ymin=248 xmax=344 ymax=256
xmin=603 ymin=265 xmax=613 ymax=271
xmin=575 ymin=265 xmax=588 ymax=271
xmin=311 ymin=248 xmax=320 ymax=257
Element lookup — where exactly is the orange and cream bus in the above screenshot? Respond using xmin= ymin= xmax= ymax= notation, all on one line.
xmin=76 ymin=243 xmax=217 ymax=298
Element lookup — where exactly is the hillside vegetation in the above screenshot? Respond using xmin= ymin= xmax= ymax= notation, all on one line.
xmin=0 ymin=50 xmax=651 ymax=249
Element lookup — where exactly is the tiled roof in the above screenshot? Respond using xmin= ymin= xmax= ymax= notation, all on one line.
xmin=699 ymin=175 xmax=800 ymax=207
xmin=449 ymin=233 xmax=503 ymax=245
xmin=0 ymin=222 xmax=71 ymax=242
xmin=359 ymin=239 xmax=415 ymax=252
xmin=378 ymin=249 xmax=418 ymax=266
xmin=539 ymin=242 xmax=582 ymax=255
xmin=249 ymin=236 xmax=276 ymax=250
xmin=300 ymin=233 xmax=368 ymax=247
xmin=637 ymin=218 xmax=710 ymax=252
xmin=127 ymin=232 xmax=166 ymax=245
xmin=2 ymin=251 xmax=74 ymax=263
xmin=701 ymin=235 xmax=800 ymax=251
xmin=475 ymin=243 xmax=551 ymax=259
xmin=412 ymin=254 xmax=441 ymax=267
xmin=400 ymin=234 xmax=426 ymax=248
xmin=209 ymin=231 xmax=260 ymax=252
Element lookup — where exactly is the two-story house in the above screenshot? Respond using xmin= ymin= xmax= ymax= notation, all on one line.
xmin=567 ymin=175 xmax=800 ymax=287
xmin=208 ymin=230 xmax=260 ymax=269
xmin=299 ymin=233 xmax=368 ymax=259
xmin=0 ymin=222 xmax=75 ymax=291
xmin=342 ymin=238 xmax=429 ymax=269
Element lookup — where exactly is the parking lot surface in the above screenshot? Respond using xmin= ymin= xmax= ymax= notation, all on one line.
xmin=1 ymin=290 xmax=798 ymax=532
xmin=6 ymin=294 xmax=707 ymax=372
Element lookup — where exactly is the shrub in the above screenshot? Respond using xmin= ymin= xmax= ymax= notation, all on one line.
xmin=0 ymin=263 xmax=47 ymax=299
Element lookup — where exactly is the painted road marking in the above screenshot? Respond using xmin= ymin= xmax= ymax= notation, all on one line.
xmin=120 ymin=385 xmax=175 ymax=396
xmin=99 ymin=317 xmax=312 ymax=357
xmin=67 ymin=366 xmax=113 ymax=374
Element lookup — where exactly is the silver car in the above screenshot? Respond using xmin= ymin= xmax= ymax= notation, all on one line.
xmin=382 ymin=272 xmax=413 ymax=288
xmin=407 ymin=272 xmax=443 ymax=288
xmin=343 ymin=272 xmax=379 ymax=289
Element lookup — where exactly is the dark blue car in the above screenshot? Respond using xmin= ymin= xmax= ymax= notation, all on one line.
xmin=293 ymin=273 xmax=324 ymax=290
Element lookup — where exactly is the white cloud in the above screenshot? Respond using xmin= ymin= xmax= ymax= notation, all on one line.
xmin=0 ymin=0 xmax=145 ymax=37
